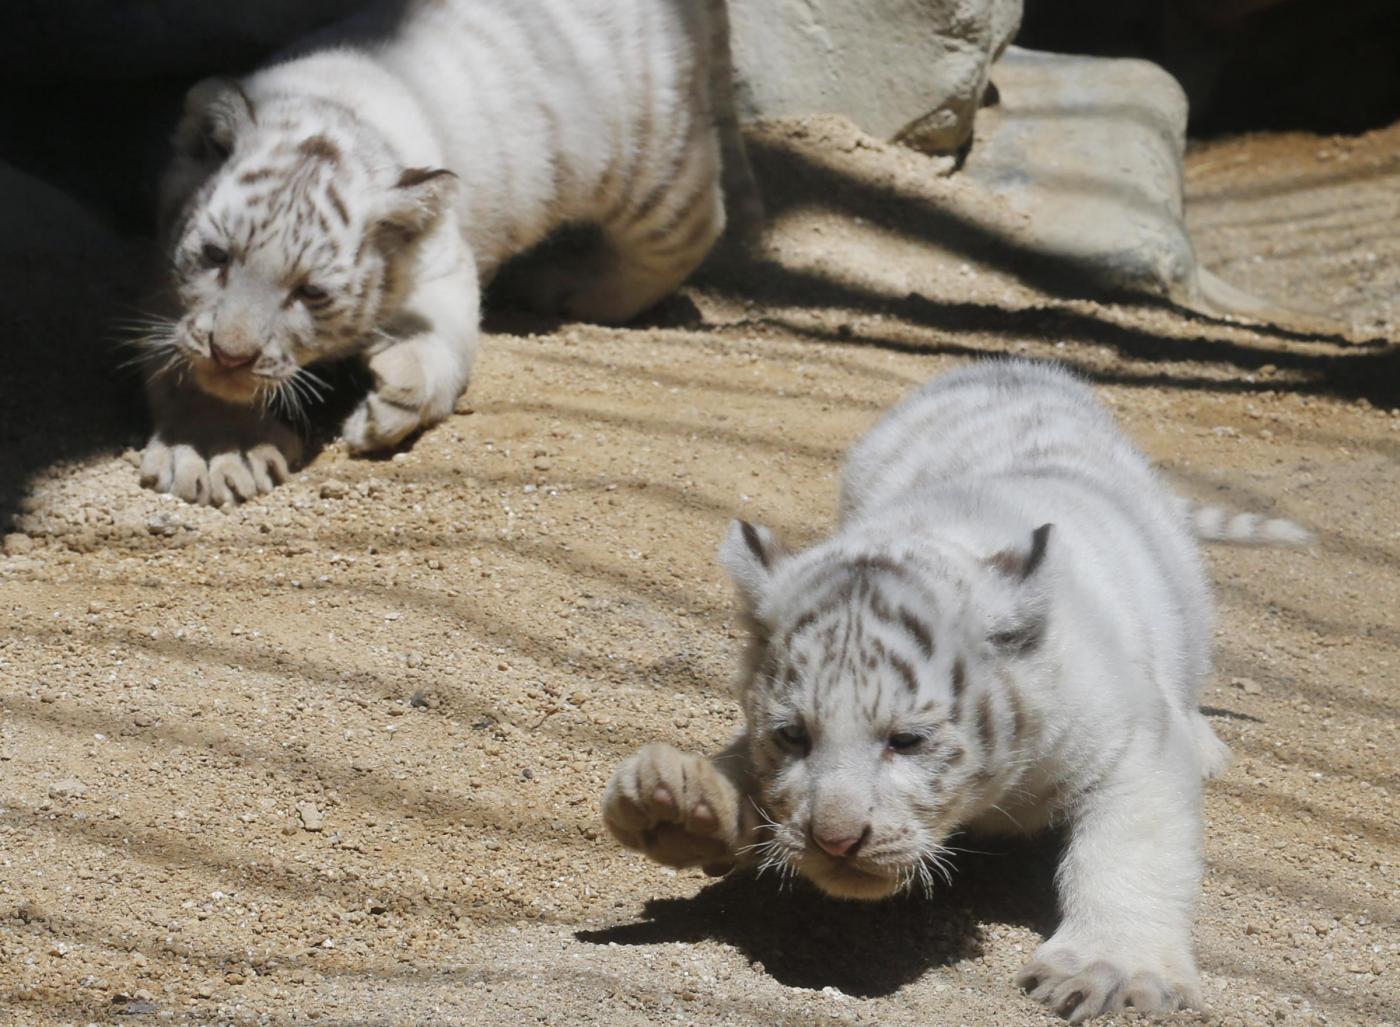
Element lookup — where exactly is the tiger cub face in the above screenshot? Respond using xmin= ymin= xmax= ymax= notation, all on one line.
xmin=155 ymin=79 xmax=456 ymax=407
xmin=718 ymin=519 xmax=1051 ymax=900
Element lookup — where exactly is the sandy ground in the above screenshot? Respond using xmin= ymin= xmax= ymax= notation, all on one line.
xmin=0 ymin=117 xmax=1397 ymax=1027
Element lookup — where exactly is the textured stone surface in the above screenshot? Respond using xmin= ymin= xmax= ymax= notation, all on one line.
xmin=964 ymin=46 xmax=1198 ymax=300
xmin=729 ymin=0 xmax=1022 ymax=157
xmin=0 ymin=162 xmax=122 ymax=257
xmin=0 ymin=0 xmax=369 ymax=80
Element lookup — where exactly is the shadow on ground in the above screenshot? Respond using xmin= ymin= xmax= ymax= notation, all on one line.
xmin=697 ymin=135 xmax=1400 ymax=405
xmin=0 ymin=247 xmax=146 ymax=527
xmin=5 ymin=112 xmax=1399 ymax=527
xmin=577 ymin=834 xmax=1060 ymax=998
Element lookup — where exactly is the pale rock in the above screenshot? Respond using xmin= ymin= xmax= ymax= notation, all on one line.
xmin=296 ymin=802 xmax=325 ymax=832
xmin=48 ymin=777 xmax=87 ymax=799
xmin=730 ymin=0 xmax=1021 ymax=159
xmin=1232 ymin=676 xmax=1264 ymax=695
xmin=963 ymin=47 xmax=1197 ymax=300
xmin=2 ymin=533 xmax=35 ymax=557
xmin=956 ymin=47 xmax=1331 ymax=326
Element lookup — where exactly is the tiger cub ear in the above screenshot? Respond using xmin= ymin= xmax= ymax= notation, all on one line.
xmin=984 ymin=523 xmax=1053 ymax=656
xmin=376 ymin=167 xmax=457 ymax=248
xmin=175 ymin=78 xmax=256 ymax=164
xmin=718 ymin=519 xmax=787 ymax=612
xmin=985 ymin=523 xmax=1053 ymax=581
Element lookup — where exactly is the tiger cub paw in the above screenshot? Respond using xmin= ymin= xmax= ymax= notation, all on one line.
xmin=342 ymin=345 xmax=438 ymax=453
xmin=602 ymin=742 xmax=741 ymax=874
xmin=1016 ymin=938 xmax=1203 ymax=1023
xmin=140 ymin=421 xmax=301 ymax=507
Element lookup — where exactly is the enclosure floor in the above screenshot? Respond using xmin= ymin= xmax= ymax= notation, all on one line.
xmin=1 ymin=117 xmax=1396 ymax=1026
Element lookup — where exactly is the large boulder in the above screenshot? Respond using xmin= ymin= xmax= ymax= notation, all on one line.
xmin=962 ymin=46 xmax=1199 ymax=300
xmin=729 ymin=0 xmax=1022 ymax=162
xmin=958 ymin=45 xmax=1330 ymax=326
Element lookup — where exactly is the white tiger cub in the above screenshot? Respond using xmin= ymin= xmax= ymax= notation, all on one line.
xmin=139 ymin=0 xmax=755 ymax=506
xmin=603 ymin=360 xmax=1312 ymax=1022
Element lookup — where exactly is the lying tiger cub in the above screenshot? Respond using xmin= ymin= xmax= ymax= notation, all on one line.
xmin=136 ymin=0 xmax=756 ymax=505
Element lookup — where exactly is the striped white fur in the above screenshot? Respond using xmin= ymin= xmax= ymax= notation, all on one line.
xmin=604 ymin=360 xmax=1311 ymax=1022
xmin=137 ymin=0 xmax=755 ymax=506
xmin=1178 ymin=497 xmax=1315 ymax=547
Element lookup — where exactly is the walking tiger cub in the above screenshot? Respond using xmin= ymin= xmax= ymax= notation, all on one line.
xmin=603 ymin=360 xmax=1312 ymax=1022
xmin=137 ymin=0 xmax=757 ymax=506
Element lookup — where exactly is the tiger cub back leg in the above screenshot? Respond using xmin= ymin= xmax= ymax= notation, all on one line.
xmin=586 ymin=167 xmax=725 ymax=323
xmin=515 ymin=138 xmax=726 ymax=325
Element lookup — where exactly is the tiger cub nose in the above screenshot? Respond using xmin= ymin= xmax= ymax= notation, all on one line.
xmin=813 ymin=826 xmax=870 ymax=859
xmin=210 ymin=338 xmax=256 ymax=370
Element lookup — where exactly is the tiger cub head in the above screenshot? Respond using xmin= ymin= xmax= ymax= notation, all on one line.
xmin=718 ymin=518 xmax=1052 ymax=900
xmin=151 ymin=78 xmax=456 ymax=408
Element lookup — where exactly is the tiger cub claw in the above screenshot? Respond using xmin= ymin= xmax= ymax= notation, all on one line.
xmin=1016 ymin=941 xmax=1202 ymax=1023
xmin=140 ymin=422 xmax=300 ymax=508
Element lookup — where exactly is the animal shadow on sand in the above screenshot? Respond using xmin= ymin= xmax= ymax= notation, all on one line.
xmin=578 ymin=833 xmax=1061 ymax=998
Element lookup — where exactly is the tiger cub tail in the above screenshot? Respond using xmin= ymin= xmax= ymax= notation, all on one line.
xmin=1178 ymin=497 xmax=1315 ymax=548
xmin=706 ymin=0 xmax=764 ymax=243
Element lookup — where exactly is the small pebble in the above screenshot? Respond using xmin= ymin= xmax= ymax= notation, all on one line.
xmin=296 ymin=802 xmax=325 ymax=832
xmin=1232 ymin=677 xmax=1263 ymax=695
xmin=115 ymin=999 xmax=159 ymax=1016
xmin=145 ymin=515 xmax=180 ymax=537
xmin=2 ymin=533 xmax=34 ymax=557
xmin=48 ymin=777 xmax=87 ymax=799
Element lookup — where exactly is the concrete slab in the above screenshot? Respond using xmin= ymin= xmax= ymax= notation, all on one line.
xmin=964 ymin=46 xmax=1199 ymax=301
xmin=959 ymin=46 xmax=1342 ymax=330
xmin=729 ymin=0 xmax=1021 ymax=164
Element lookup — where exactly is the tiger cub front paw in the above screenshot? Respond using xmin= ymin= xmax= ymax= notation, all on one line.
xmin=342 ymin=340 xmax=468 ymax=453
xmin=342 ymin=345 xmax=433 ymax=453
xmin=140 ymin=421 xmax=302 ymax=507
xmin=603 ymin=742 xmax=741 ymax=874
xmin=1016 ymin=937 xmax=1203 ymax=1023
